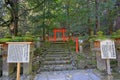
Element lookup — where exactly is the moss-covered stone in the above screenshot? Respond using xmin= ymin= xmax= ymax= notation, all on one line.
xmin=111 ymin=29 xmax=120 ymax=39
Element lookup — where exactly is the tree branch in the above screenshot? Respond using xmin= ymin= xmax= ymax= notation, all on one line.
xmin=0 ymin=0 xmax=45 ymax=27
xmin=18 ymin=0 xmax=45 ymax=17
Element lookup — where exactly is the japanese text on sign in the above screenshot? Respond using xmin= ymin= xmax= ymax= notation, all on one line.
xmin=100 ymin=40 xmax=116 ymax=59
xmin=7 ymin=43 xmax=30 ymax=63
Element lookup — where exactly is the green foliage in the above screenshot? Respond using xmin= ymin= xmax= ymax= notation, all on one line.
xmin=78 ymin=34 xmax=89 ymax=40
xmin=89 ymin=36 xmax=96 ymax=42
xmin=111 ymin=29 xmax=120 ymax=39
xmin=9 ymin=31 xmax=35 ymax=42
xmin=23 ymin=36 xmax=34 ymax=42
xmin=4 ymin=33 xmax=11 ymax=38
xmin=89 ymin=31 xmax=108 ymax=42
xmin=96 ymin=31 xmax=107 ymax=40
xmin=77 ymin=54 xmax=85 ymax=60
xmin=10 ymin=36 xmax=35 ymax=42
xmin=44 ymin=41 xmax=51 ymax=47
xmin=111 ymin=60 xmax=117 ymax=65
xmin=0 ymin=0 xmax=118 ymax=38
xmin=97 ymin=31 xmax=103 ymax=36
xmin=34 ymin=48 xmax=42 ymax=56
xmin=23 ymin=31 xmax=36 ymax=41
xmin=68 ymin=39 xmax=75 ymax=46
xmin=10 ymin=37 xmax=24 ymax=42
xmin=0 ymin=38 xmax=11 ymax=44
xmin=25 ymin=31 xmax=32 ymax=37
xmin=68 ymin=39 xmax=75 ymax=51
xmin=0 ymin=35 xmax=36 ymax=43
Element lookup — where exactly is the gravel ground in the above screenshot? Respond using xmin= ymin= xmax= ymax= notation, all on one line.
xmin=34 ymin=69 xmax=101 ymax=80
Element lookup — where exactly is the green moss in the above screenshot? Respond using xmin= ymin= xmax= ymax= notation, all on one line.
xmin=0 ymin=38 xmax=11 ymax=43
xmin=23 ymin=36 xmax=34 ymax=42
xmin=111 ymin=29 xmax=120 ymax=39
xmin=89 ymin=35 xmax=96 ymax=42
xmin=96 ymin=31 xmax=107 ymax=40
xmin=0 ymin=36 xmax=36 ymax=43
xmin=10 ymin=37 xmax=24 ymax=42
xmin=10 ymin=36 xmax=35 ymax=42
xmin=97 ymin=31 xmax=103 ymax=36
xmin=89 ymin=31 xmax=108 ymax=42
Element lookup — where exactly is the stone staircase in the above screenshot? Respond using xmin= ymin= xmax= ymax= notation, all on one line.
xmin=39 ymin=41 xmax=77 ymax=72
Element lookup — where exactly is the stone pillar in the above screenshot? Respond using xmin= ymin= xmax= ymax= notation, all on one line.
xmin=78 ymin=40 xmax=83 ymax=53
xmin=23 ymin=63 xmax=29 ymax=75
xmin=96 ymin=51 xmax=106 ymax=71
xmin=117 ymin=50 xmax=120 ymax=67
xmin=36 ymin=37 xmax=40 ymax=48
xmin=2 ymin=55 xmax=15 ymax=77
xmin=2 ymin=54 xmax=9 ymax=76
xmin=79 ymin=45 xmax=83 ymax=53
xmin=23 ymin=45 xmax=34 ymax=75
xmin=2 ymin=45 xmax=15 ymax=80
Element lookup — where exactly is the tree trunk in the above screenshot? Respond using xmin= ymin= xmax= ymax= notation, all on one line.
xmin=87 ymin=0 xmax=92 ymax=35
xmin=95 ymin=0 xmax=100 ymax=34
xmin=43 ymin=0 xmax=46 ymax=41
xmin=43 ymin=24 xmax=46 ymax=41
xmin=12 ymin=0 xmax=18 ymax=36
xmin=66 ymin=0 xmax=70 ymax=31
xmin=5 ymin=0 xmax=19 ymax=36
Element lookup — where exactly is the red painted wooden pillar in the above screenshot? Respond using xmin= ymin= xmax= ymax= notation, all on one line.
xmin=76 ymin=37 xmax=79 ymax=53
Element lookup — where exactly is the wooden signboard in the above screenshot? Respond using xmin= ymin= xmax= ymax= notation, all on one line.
xmin=100 ymin=40 xmax=116 ymax=59
xmin=7 ymin=43 xmax=30 ymax=63
xmin=7 ymin=42 xmax=31 ymax=80
xmin=100 ymin=40 xmax=116 ymax=75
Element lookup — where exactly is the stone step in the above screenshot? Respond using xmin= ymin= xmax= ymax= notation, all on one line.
xmin=49 ymin=47 xmax=67 ymax=48
xmin=45 ymin=54 xmax=70 ymax=57
xmin=46 ymin=52 xmax=70 ymax=55
xmin=38 ymin=41 xmax=76 ymax=72
xmin=46 ymin=52 xmax=70 ymax=54
xmin=47 ymin=48 xmax=65 ymax=49
xmin=42 ymin=64 xmax=73 ymax=68
xmin=46 ymin=50 xmax=66 ymax=52
xmin=44 ymin=56 xmax=71 ymax=61
xmin=42 ymin=60 xmax=71 ymax=65
xmin=40 ymin=64 xmax=74 ymax=71
xmin=49 ymin=45 xmax=66 ymax=47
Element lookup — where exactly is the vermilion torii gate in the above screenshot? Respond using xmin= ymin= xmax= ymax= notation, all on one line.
xmin=53 ymin=28 xmax=66 ymax=41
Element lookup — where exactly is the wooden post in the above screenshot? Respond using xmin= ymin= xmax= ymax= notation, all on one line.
xmin=6 ymin=42 xmax=32 ymax=80
xmin=16 ymin=63 xmax=21 ymax=80
xmin=106 ymin=59 xmax=111 ymax=75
